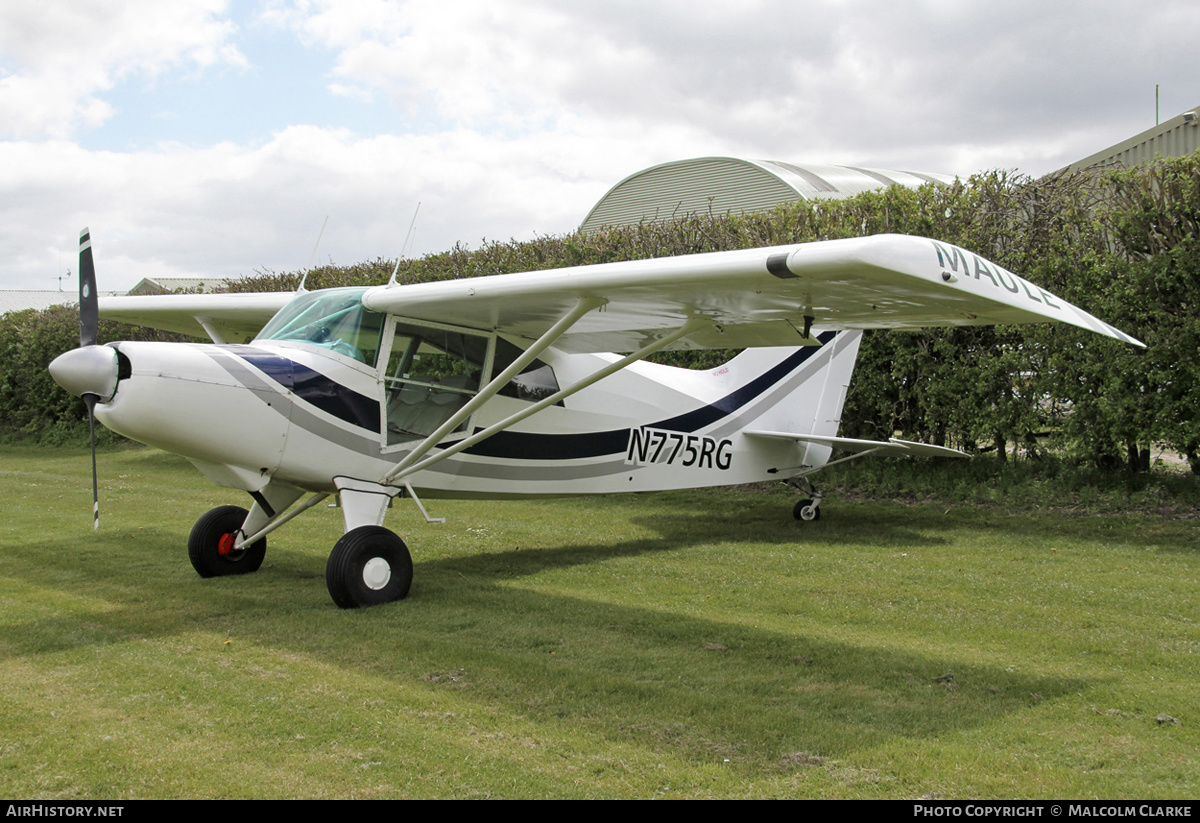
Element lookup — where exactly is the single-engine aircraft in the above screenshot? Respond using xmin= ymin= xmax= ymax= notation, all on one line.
xmin=49 ymin=228 xmax=1141 ymax=608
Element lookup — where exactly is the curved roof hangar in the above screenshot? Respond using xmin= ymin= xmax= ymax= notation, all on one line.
xmin=579 ymin=156 xmax=955 ymax=233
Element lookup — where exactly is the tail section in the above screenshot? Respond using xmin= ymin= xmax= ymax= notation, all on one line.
xmin=805 ymin=330 xmax=863 ymax=438
xmin=577 ymin=331 xmax=865 ymax=489
xmin=715 ymin=330 xmax=863 ymax=467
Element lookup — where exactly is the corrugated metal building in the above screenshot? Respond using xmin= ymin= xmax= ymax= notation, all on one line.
xmin=0 ymin=291 xmax=78 ymax=314
xmin=1066 ymin=105 xmax=1200 ymax=172
xmin=1 ymin=282 xmax=201 ymax=314
xmin=127 ymin=276 xmax=232 ymax=296
xmin=0 ymin=291 xmax=122 ymax=314
xmin=579 ymin=156 xmax=955 ymax=233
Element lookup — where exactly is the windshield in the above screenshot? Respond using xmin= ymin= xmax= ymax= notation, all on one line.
xmin=256 ymin=288 xmax=386 ymax=365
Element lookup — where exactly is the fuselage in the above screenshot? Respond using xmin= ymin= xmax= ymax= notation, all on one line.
xmin=92 ymin=324 xmax=861 ymax=499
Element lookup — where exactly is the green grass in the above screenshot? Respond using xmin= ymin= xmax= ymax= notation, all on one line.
xmin=1 ymin=446 xmax=1199 ymax=798
xmin=822 ymin=453 xmax=1200 ymax=516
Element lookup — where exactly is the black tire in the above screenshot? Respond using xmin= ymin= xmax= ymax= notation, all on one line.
xmin=793 ymin=498 xmax=821 ymax=522
xmin=326 ymin=526 xmax=413 ymax=609
xmin=188 ymin=505 xmax=266 ymax=577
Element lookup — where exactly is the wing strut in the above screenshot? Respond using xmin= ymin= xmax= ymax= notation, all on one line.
xmin=235 ymin=491 xmax=331 ymax=549
xmin=383 ymin=315 xmax=712 ymax=486
xmin=382 ymin=296 xmax=605 ymax=483
xmin=195 ymin=317 xmax=228 ymax=344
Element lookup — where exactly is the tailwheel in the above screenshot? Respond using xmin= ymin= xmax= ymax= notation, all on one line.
xmin=787 ymin=477 xmax=823 ymax=522
xmin=792 ymin=498 xmax=821 ymax=522
xmin=326 ymin=525 xmax=413 ymax=609
xmin=188 ymin=505 xmax=266 ymax=577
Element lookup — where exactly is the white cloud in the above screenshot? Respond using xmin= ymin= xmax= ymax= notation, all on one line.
xmin=0 ymin=0 xmax=245 ymax=138
xmin=0 ymin=121 xmax=668 ymax=290
xmin=4 ymin=0 xmax=1200 ymax=292
xmin=255 ymin=0 xmax=1200 ymax=170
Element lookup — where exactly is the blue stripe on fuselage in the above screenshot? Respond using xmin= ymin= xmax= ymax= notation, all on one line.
xmin=220 ymin=334 xmax=834 ymax=462
xmin=463 ymin=333 xmax=835 ymax=460
xmin=222 ymin=346 xmax=380 ymax=433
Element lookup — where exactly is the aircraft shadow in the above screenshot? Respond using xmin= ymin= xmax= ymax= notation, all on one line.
xmin=0 ymin=499 xmax=1098 ymax=770
xmin=418 ymin=504 xmax=949 ymax=582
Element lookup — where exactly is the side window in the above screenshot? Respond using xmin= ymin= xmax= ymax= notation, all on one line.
xmin=493 ymin=338 xmax=562 ymax=403
xmin=382 ymin=322 xmax=489 ymax=445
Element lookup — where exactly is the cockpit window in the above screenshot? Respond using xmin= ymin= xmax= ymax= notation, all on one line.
xmin=383 ymin=322 xmax=489 ymax=445
xmin=380 ymin=329 xmax=565 ymax=446
xmin=256 ymin=288 xmax=385 ymax=366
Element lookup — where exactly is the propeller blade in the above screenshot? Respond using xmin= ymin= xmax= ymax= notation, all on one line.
xmin=78 ymin=227 xmax=98 ymax=347
xmin=85 ymin=393 xmax=100 ymax=530
xmin=77 ymin=227 xmax=101 ymax=528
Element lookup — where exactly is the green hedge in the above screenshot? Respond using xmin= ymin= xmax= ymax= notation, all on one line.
xmin=0 ymin=306 xmax=187 ymax=445
xmin=8 ymin=156 xmax=1200 ymax=469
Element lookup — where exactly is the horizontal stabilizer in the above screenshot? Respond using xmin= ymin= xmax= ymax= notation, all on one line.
xmin=746 ymin=430 xmax=968 ymax=458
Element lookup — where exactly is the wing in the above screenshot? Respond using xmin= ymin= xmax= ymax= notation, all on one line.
xmin=361 ymin=234 xmax=1142 ymax=352
xmin=99 ymin=292 xmax=293 ymax=343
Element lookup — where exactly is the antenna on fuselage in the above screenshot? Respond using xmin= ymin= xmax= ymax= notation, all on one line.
xmin=388 ymin=202 xmax=421 ymax=286
xmin=297 ymin=215 xmax=329 ymax=293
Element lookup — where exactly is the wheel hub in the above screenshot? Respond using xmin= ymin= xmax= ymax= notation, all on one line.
xmin=217 ymin=532 xmax=237 ymax=556
xmin=362 ymin=557 xmax=392 ymax=590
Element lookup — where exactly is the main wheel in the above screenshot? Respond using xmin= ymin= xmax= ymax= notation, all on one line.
xmin=326 ymin=526 xmax=413 ymax=609
xmin=792 ymin=498 xmax=821 ymax=522
xmin=188 ymin=505 xmax=266 ymax=577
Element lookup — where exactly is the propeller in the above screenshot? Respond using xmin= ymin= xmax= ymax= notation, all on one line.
xmin=79 ymin=228 xmax=101 ymax=529
xmin=48 ymin=228 xmax=118 ymax=530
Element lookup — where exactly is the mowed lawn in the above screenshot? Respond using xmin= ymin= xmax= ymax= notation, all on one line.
xmin=1 ymin=446 xmax=1198 ymax=799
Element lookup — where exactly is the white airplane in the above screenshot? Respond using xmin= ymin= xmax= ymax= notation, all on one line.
xmin=49 ymin=228 xmax=1141 ymax=608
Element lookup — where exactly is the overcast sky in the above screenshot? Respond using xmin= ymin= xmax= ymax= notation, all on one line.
xmin=2 ymin=0 xmax=1198 ymax=292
